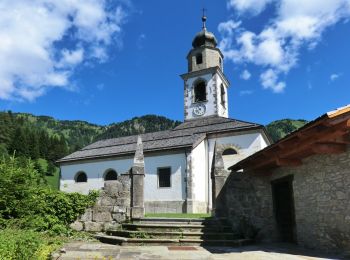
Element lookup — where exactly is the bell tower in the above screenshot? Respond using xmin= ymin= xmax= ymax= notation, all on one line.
xmin=181 ymin=13 xmax=230 ymax=121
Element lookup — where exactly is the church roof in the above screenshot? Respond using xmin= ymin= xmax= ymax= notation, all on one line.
xmin=57 ymin=116 xmax=264 ymax=164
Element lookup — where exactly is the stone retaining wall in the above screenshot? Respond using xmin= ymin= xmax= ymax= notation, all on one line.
xmin=70 ymin=176 xmax=131 ymax=232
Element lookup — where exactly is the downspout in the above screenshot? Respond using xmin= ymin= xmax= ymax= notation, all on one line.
xmin=184 ymin=149 xmax=188 ymax=199
xmin=206 ymin=138 xmax=210 ymax=213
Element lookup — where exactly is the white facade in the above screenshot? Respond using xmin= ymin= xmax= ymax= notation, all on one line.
xmin=188 ymin=130 xmax=270 ymax=213
xmin=60 ymin=130 xmax=269 ymax=213
xmin=61 ymin=153 xmax=186 ymax=204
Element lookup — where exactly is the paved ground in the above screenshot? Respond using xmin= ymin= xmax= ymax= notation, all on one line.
xmin=54 ymin=242 xmax=345 ymax=260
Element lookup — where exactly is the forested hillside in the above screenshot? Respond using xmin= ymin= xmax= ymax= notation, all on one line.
xmin=95 ymin=115 xmax=181 ymax=140
xmin=0 ymin=112 xmax=181 ymax=160
xmin=266 ymin=119 xmax=309 ymax=142
xmin=0 ymin=111 xmax=308 ymax=159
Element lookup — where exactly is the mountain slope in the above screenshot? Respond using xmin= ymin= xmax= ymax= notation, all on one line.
xmin=94 ymin=115 xmax=182 ymax=141
xmin=0 ymin=111 xmax=308 ymax=159
xmin=266 ymin=119 xmax=308 ymax=143
xmin=0 ymin=112 xmax=181 ymax=158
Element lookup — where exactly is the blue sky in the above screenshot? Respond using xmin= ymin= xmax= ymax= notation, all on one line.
xmin=0 ymin=0 xmax=349 ymax=125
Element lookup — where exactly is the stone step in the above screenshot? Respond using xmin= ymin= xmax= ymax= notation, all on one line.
xmin=107 ymin=230 xmax=237 ymax=240
xmin=122 ymin=223 xmax=232 ymax=232
xmin=137 ymin=217 xmax=229 ymax=226
xmin=136 ymin=217 xmax=205 ymax=224
xmin=95 ymin=234 xmax=252 ymax=246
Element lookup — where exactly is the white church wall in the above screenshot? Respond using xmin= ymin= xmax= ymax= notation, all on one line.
xmin=144 ymin=152 xmax=186 ymax=202
xmin=191 ymin=140 xmax=208 ymax=213
xmin=208 ymin=131 xmax=269 ymax=171
xmin=60 ymin=152 xmax=187 ymax=204
xmin=60 ymin=157 xmax=133 ymax=194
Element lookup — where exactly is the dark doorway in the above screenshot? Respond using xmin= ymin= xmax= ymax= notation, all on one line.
xmin=271 ymin=175 xmax=296 ymax=243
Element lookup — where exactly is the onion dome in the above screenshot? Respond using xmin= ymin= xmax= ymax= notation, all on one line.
xmin=192 ymin=15 xmax=218 ymax=48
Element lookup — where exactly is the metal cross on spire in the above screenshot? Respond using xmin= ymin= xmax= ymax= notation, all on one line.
xmin=202 ymin=8 xmax=207 ymax=30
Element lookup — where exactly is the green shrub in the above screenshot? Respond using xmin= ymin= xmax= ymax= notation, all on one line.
xmin=0 ymin=156 xmax=98 ymax=234
xmin=0 ymin=229 xmax=64 ymax=260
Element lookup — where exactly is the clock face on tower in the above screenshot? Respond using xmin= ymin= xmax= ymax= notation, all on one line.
xmin=193 ymin=104 xmax=206 ymax=116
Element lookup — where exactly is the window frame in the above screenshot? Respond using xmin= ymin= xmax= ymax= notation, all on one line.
xmin=220 ymin=84 xmax=226 ymax=108
xmin=196 ymin=53 xmax=203 ymax=65
xmin=157 ymin=166 xmax=172 ymax=189
xmin=75 ymin=171 xmax=87 ymax=183
xmin=104 ymin=169 xmax=118 ymax=181
xmin=222 ymin=148 xmax=238 ymax=156
xmin=193 ymin=80 xmax=207 ymax=103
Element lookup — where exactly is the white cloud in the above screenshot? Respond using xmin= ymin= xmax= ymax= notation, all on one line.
xmin=0 ymin=0 xmax=128 ymax=101
xmin=260 ymin=69 xmax=285 ymax=93
xmin=227 ymin=0 xmax=273 ymax=15
xmin=240 ymin=70 xmax=251 ymax=80
xmin=219 ymin=0 xmax=350 ymax=93
xmin=330 ymin=73 xmax=341 ymax=81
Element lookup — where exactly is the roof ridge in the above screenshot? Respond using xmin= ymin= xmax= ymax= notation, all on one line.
xmin=82 ymin=129 xmax=175 ymax=149
xmin=80 ymin=133 xmax=198 ymax=151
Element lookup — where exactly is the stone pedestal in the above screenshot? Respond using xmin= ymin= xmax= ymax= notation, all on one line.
xmin=130 ymin=136 xmax=145 ymax=219
xmin=212 ymin=143 xmax=230 ymax=217
xmin=131 ymin=165 xmax=145 ymax=219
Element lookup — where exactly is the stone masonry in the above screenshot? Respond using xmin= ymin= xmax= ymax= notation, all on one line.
xmin=271 ymin=148 xmax=350 ymax=253
xmin=212 ymin=142 xmax=231 ymax=217
xmin=224 ymin=172 xmax=277 ymax=241
xmin=70 ymin=136 xmax=146 ymax=232
xmin=130 ymin=136 xmax=145 ymax=219
xmin=224 ymin=145 xmax=350 ymax=254
xmin=70 ymin=176 xmax=131 ymax=232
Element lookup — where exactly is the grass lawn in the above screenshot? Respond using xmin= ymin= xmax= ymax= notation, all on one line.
xmin=37 ymin=158 xmax=60 ymax=190
xmin=144 ymin=213 xmax=211 ymax=218
xmin=46 ymin=169 xmax=60 ymax=190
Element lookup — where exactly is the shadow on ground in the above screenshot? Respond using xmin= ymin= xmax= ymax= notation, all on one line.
xmin=204 ymin=243 xmax=347 ymax=260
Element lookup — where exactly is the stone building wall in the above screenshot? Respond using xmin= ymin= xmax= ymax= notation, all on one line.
xmin=271 ymin=147 xmax=350 ymax=253
xmin=224 ymin=172 xmax=277 ymax=241
xmin=224 ymin=146 xmax=350 ymax=254
xmin=70 ymin=175 xmax=131 ymax=232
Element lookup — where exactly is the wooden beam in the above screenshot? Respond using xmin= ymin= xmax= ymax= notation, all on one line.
xmin=311 ymin=143 xmax=347 ymax=154
xmin=276 ymin=158 xmax=302 ymax=167
xmin=238 ymin=119 xmax=350 ymax=171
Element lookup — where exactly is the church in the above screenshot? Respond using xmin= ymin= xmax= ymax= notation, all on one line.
xmin=57 ymin=16 xmax=271 ymax=214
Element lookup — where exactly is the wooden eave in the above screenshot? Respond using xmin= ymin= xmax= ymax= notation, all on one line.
xmin=230 ymin=105 xmax=350 ymax=172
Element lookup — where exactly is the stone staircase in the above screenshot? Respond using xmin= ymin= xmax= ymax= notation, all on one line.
xmin=95 ymin=217 xmax=252 ymax=246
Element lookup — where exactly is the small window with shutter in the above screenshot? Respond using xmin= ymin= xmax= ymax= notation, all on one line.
xmin=158 ymin=167 xmax=171 ymax=188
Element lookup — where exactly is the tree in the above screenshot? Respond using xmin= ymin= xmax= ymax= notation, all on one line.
xmin=9 ymin=127 xmax=29 ymax=157
xmin=46 ymin=161 xmax=56 ymax=176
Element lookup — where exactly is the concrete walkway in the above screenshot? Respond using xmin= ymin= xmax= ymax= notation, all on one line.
xmin=54 ymin=242 xmax=343 ymax=260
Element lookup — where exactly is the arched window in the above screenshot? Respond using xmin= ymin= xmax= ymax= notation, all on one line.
xmin=222 ymin=148 xmax=238 ymax=170
xmin=221 ymin=84 xmax=226 ymax=107
xmin=75 ymin=172 xmax=87 ymax=183
xmin=194 ymin=81 xmax=206 ymax=102
xmin=196 ymin=53 xmax=203 ymax=64
xmin=104 ymin=169 xmax=118 ymax=181
xmin=219 ymin=57 xmax=222 ymax=69
xmin=222 ymin=148 xmax=237 ymax=156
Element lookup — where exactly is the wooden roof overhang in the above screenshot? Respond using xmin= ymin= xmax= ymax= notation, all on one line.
xmin=229 ymin=105 xmax=350 ymax=172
